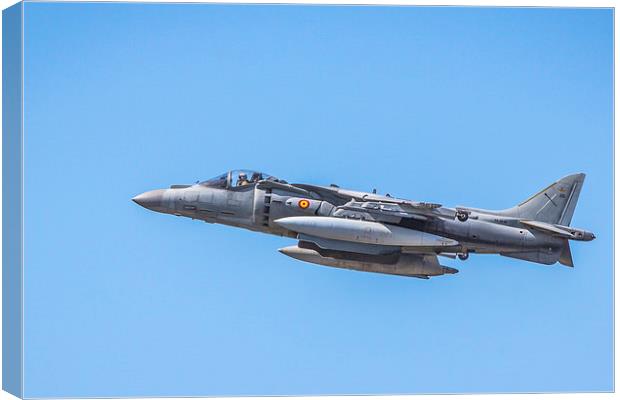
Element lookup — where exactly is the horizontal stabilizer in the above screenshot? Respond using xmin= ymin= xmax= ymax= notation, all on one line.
xmin=520 ymin=220 xmax=595 ymax=242
xmin=520 ymin=220 xmax=573 ymax=238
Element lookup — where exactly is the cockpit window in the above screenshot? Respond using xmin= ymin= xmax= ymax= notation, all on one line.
xmin=200 ymin=170 xmax=286 ymax=189
xmin=232 ymin=170 xmax=264 ymax=187
xmin=199 ymin=173 xmax=228 ymax=188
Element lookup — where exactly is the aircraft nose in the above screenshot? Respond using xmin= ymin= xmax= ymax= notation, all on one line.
xmin=132 ymin=189 xmax=166 ymax=211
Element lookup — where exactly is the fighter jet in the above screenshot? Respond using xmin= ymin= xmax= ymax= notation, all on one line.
xmin=132 ymin=170 xmax=594 ymax=279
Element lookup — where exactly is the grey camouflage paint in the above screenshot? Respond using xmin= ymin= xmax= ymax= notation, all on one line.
xmin=133 ymin=171 xmax=594 ymax=279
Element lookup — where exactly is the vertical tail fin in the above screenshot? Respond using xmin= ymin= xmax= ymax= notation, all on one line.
xmin=496 ymin=173 xmax=585 ymax=225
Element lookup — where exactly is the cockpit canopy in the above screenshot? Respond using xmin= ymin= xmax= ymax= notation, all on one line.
xmin=200 ymin=170 xmax=286 ymax=189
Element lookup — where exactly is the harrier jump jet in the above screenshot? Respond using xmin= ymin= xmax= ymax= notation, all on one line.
xmin=133 ymin=171 xmax=594 ymax=279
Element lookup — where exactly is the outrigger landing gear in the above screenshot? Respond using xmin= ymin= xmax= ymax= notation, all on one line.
xmin=456 ymin=210 xmax=469 ymax=222
xmin=457 ymin=252 xmax=469 ymax=261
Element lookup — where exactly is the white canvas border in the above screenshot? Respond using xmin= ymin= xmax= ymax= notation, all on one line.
xmin=0 ymin=1 xmax=615 ymax=399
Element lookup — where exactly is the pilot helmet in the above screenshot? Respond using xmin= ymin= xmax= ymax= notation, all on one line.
xmin=238 ymin=172 xmax=247 ymax=179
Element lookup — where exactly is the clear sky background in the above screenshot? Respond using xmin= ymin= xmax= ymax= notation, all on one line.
xmin=22 ymin=3 xmax=612 ymax=397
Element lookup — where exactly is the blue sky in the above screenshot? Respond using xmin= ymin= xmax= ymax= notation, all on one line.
xmin=22 ymin=3 xmax=612 ymax=397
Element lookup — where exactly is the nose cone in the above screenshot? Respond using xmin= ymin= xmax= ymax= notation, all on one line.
xmin=132 ymin=189 xmax=166 ymax=212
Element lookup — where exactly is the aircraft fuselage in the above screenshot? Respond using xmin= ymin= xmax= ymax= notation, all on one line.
xmin=133 ymin=170 xmax=594 ymax=278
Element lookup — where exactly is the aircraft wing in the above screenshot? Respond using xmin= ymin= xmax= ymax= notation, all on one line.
xmin=292 ymin=183 xmax=425 ymax=204
xmin=292 ymin=184 xmax=455 ymax=220
xmin=334 ymin=200 xmax=455 ymax=222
